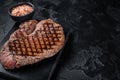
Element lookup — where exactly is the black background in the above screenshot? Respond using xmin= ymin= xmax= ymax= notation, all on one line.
xmin=1 ymin=0 xmax=120 ymax=80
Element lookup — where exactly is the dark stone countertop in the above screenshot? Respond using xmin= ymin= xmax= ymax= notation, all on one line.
xmin=0 ymin=0 xmax=16 ymax=43
xmin=1 ymin=0 xmax=120 ymax=80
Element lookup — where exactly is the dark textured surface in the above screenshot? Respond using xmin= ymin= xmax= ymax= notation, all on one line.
xmin=1 ymin=0 xmax=120 ymax=80
xmin=0 ymin=21 xmax=70 ymax=80
xmin=0 ymin=0 xmax=15 ymax=43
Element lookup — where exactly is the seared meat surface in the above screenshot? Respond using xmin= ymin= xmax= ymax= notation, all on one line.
xmin=0 ymin=19 xmax=65 ymax=69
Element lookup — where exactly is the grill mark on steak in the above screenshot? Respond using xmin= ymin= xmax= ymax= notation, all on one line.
xmin=43 ymin=23 xmax=51 ymax=49
xmin=27 ymin=36 xmax=33 ymax=56
xmin=13 ymin=40 xmax=18 ymax=54
xmin=35 ymin=36 xmax=42 ymax=53
xmin=42 ymin=34 xmax=47 ymax=49
xmin=36 ymin=30 xmax=43 ymax=53
xmin=22 ymin=38 xmax=27 ymax=56
xmin=16 ymin=40 xmax=22 ymax=54
xmin=45 ymin=23 xmax=52 ymax=49
xmin=31 ymin=36 xmax=37 ymax=55
xmin=32 ymin=36 xmax=37 ymax=54
xmin=47 ymin=23 xmax=53 ymax=49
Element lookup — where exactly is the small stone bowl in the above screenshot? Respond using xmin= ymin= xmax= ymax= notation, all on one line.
xmin=8 ymin=2 xmax=35 ymax=22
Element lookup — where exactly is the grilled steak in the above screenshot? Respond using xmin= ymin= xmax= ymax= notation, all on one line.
xmin=0 ymin=19 xmax=65 ymax=69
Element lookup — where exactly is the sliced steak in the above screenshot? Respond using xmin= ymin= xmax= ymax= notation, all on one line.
xmin=0 ymin=19 xmax=65 ymax=69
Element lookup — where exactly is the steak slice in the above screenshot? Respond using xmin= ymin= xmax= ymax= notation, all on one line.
xmin=0 ymin=19 xmax=65 ymax=69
